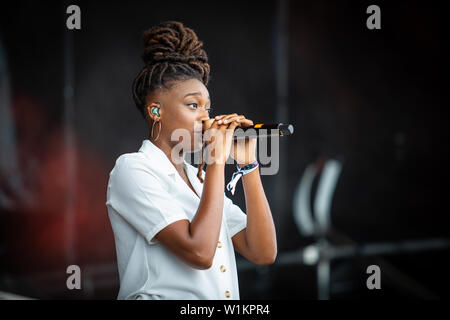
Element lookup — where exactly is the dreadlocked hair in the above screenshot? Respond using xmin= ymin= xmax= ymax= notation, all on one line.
xmin=132 ymin=21 xmax=210 ymax=183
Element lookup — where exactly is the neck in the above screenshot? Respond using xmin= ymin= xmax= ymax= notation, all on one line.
xmin=149 ymin=136 xmax=186 ymax=171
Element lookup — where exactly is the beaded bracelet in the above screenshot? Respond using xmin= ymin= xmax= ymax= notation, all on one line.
xmin=226 ymin=160 xmax=259 ymax=195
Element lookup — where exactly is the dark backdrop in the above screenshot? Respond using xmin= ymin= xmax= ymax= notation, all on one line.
xmin=0 ymin=0 xmax=449 ymax=299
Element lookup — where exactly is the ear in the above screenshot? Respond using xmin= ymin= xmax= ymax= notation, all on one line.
xmin=145 ymin=103 xmax=160 ymax=121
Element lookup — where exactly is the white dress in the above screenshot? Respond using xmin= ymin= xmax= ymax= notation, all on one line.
xmin=106 ymin=139 xmax=247 ymax=300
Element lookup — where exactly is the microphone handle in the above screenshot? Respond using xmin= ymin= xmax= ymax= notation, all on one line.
xmin=232 ymin=123 xmax=294 ymax=140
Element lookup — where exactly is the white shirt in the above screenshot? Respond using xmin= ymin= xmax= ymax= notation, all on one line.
xmin=106 ymin=139 xmax=247 ymax=300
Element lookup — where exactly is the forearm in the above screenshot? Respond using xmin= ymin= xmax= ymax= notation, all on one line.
xmin=189 ymin=163 xmax=225 ymax=260
xmin=241 ymin=166 xmax=277 ymax=263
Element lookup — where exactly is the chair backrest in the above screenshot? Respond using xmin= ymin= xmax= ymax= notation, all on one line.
xmin=293 ymin=158 xmax=343 ymax=237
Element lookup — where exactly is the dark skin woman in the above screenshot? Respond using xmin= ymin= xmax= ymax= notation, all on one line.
xmin=132 ymin=21 xmax=276 ymax=270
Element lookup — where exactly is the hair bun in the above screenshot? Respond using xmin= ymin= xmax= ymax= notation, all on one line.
xmin=141 ymin=21 xmax=208 ymax=67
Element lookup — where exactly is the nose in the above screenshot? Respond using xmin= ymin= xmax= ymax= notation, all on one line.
xmin=201 ymin=107 xmax=211 ymax=118
xmin=198 ymin=110 xmax=210 ymax=122
xmin=193 ymin=113 xmax=209 ymax=132
xmin=196 ymin=108 xmax=211 ymax=129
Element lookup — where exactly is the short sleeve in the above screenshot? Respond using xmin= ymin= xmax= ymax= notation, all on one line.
xmin=107 ymin=156 xmax=189 ymax=245
xmin=223 ymin=193 xmax=247 ymax=238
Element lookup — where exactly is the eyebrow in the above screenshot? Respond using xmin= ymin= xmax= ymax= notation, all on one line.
xmin=184 ymin=92 xmax=210 ymax=101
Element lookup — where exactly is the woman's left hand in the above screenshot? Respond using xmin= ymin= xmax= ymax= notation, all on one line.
xmin=214 ymin=114 xmax=257 ymax=166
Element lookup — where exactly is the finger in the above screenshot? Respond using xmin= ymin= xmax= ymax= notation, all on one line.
xmin=217 ymin=113 xmax=239 ymax=124
xmin=202 ymin=118 xmax=216 ymax=131
xmin=214 ymin=119 xmax=236 ymax=134
xmin=214 ymin=115 xmax=227 ymax=121
xmin=219 ymin=115 xmax=245 ymax=125
xmin=226 ymin=119 xmax=241 ymax=132
xmin=211 ymin=119 xmax=239 ymax=133
xmin=209 ymin=119 xmax=223 ymax=130
xmin=218 ymin=120 xmax=233 ymax=132
xmin=238 ymin=118 xmax=254 ymax=127
xmin=214 ymin=114 xmax=228 ymax=118
xmin=219 ymin=121 xmax=240 ymax=142
xmin=205 ymin=120 xmax=224 ymax=143
xmin=204 ymin=120 xmax=224 ymax=144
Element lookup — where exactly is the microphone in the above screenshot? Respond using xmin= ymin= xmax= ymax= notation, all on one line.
xmin=231 ymin=123 xmax=294 ymax=140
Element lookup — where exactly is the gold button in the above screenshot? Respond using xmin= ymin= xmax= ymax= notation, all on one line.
xmin=225 ymin=290 xmax=231 ymax=298
xmin=217 ymin=241 xmax=222 ymax=248
xmin=220 ymin=265 xmax=226 ymax=272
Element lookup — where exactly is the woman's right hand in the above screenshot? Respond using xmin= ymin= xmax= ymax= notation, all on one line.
xmin=202 ymin=113 xmax=245 ymax=165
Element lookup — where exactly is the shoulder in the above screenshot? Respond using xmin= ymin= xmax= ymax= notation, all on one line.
xmin=109 ymin=151 xmax=160 ymax=183
xmin=111 ymin=152 xmax=144 ymax=172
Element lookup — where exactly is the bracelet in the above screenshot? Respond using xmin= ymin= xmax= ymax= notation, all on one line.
xmin=226 ymin=160 xmax=259 ymax=195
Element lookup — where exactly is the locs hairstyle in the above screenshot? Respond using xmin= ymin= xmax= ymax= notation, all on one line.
xmin=132 ymin=21 xmax=211 ymax=183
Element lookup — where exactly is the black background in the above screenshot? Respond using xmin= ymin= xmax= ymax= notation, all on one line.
xmin=0 ymin=0 xmax=449 ymax=299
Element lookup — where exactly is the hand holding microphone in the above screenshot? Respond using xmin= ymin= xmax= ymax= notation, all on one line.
xmin=202 ymin=114 xmax=244 ymax=165
xmin=202 ymin=113 xmax=257 ymax=166
xmin=212 ymin=114 xmax=257 ymax=165
xmin=202 ymin=113 xmax=294 ymax=164
xmin=203 ymin=115 xmax=294 ymax=140
xmin=201 ymin=113 xmax=294 ymax=194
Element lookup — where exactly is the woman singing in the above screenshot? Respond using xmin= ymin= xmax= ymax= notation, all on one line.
xmin=106 ymin=21 xmax=277 ymax=300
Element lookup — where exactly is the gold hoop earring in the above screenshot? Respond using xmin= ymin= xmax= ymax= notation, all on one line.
xmin=151 ymin=121 xmax=161 ymax=141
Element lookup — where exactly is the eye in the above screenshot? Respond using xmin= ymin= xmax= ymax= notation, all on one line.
xmin=187 ymin=103 xmax=213 ymax=114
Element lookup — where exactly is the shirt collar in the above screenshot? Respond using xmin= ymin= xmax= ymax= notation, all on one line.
xmin=139 ymin=139 xmax=188 ymax=177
